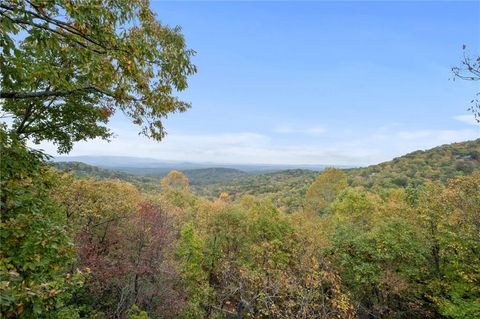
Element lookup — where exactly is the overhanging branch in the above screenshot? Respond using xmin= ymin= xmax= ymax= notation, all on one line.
xmin=0 ymin=86 xmax=113 ymax=99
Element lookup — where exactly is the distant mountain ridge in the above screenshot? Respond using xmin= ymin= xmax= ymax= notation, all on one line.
xmin=53 ymin=139 xmax=480 ymax=205
xmin=53 ymin=155 xmax=345 ymax=174
xmin=52 ymin=161 xmax=249 ymax=190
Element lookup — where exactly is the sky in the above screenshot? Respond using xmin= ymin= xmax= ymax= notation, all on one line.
xmin=38 ymin=1 xmax=480 ymax=165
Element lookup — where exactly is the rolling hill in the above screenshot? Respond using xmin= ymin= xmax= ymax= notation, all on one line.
xmin=53 ymin=139 xmax=480 ymax=212
xmin=195 ymin=139 xmax=480 ymax=211
xmin=52 ymin=161 xmax=248 ymax=191
xmin=346 ymin=138 xmax=480 ymax=188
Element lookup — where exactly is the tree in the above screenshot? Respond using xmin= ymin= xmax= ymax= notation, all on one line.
xmin=54 ymin=177 xmax=142 ymax=231
xmin=418 ymin=174 xmax=480 ymax=319
xmin=329 ymin=187 xmax=380 ymax=229
xmin=0 ymin=0 xmax=196 ymax=153
xmin=328 ymin=187 xmax=435 ymax=318
xmin=329 ymin=216 xmax=430 ymax=318
xmin=452 ymin=45 xmax=479 ymax=123
xmin=121 ymin=201 xmax=184 ymax=317
xmin=306 ymin=168 xmax=348 ymax=215
xmin=0 ymin=126 xmax=83 ymax=318
xmin=127 ymin=305 xmax=150 ymax=319
xmin=177 ymin=198 xmax=355 ymax=319
xmin=0 ymin=2 xmax=196 ymax=314
xmin=161 ymin=170 xmax=190 ymax=192
xmin=55 ymin=177 xmax=185 ymax=318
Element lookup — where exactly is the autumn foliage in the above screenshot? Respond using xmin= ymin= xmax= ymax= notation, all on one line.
xmin=1 ymin=1 xmax=479 ymax=318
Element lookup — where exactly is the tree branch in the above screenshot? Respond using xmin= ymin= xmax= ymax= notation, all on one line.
xmin=0 ymin=86 xmax=112 ymax=99
xmin=0 ymin=2 xmax=107 ymax=53
xmin=0 ymin=13 xmax=106 ymax=54
xmin=15 ymin=102 xmax=35 ymax=135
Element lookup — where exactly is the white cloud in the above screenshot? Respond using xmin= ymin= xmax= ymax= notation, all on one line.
xmin=30 ymin=125 xmax=479 ymax=166
xmin=273 ymin=125 xmax=326 ymax=135
xmin=31 ymin=130 xmax=373 ymax=165
xmin=453 ymin=114 xmax=478 ymax=126
xmin=396 ymin=129 xmax=478 ymax=143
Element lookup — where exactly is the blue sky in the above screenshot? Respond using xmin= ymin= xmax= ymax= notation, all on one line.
xmin=43 ymin=1 xmax=480 ymax=165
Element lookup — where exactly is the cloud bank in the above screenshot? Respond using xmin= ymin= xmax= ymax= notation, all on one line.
xmin=32 ymin=122 xmax=479 ymax=166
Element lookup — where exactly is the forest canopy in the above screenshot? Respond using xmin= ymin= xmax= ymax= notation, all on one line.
xmin=1 ymin=1 xmax=480 ymax=319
